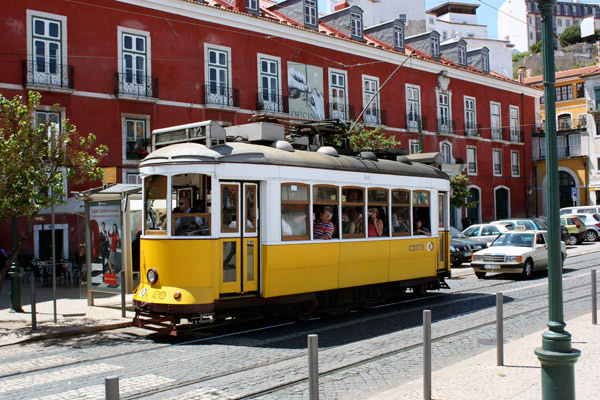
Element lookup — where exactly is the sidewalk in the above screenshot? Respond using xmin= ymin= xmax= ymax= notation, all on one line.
xmin=370 ymin=313 xmax=600 ymax=400
xmin=0 ymin=280 xmax=134 ymax=346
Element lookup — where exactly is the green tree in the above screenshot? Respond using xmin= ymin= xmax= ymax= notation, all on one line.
xmin=0 ymin=91 xmax=107 ymax=291
xmin=327 ymin=121 xmax=401 ymax=152
xmin=450 ymin=174 xmax=478 ymax=210
xmin=560 ymin=24 xmax=581 ymax=45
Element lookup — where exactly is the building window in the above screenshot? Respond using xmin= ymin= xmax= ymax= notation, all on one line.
xmin=596 ymin=119 xmax=600 ymax=136
xmin=362 ymin=76 xmax=380 ymax=125
xmin=511 ymin=151 xmax=520 ymax=177
xmin=205 ymin=44 xmax=232 ymax=106
xmin=491 ymin=102 xmax=501 ymax=140
xmin=440 ymin=143 xmax=452 ymax=164
xmin=539 ymin=137 xmax=546 ymax=159
xmin=556 ymin=85 xmax=573 ymax=102
xmin=394 ymin=26 xmax=404 ymax=49
xmin=464 ymin=97 xmax=477 ymax=136
xmin=305 ymin=0 xmax=317 ymax=26
xmin=126 ymin=172 xmax=142 ymax=184
xmin=118 ymin=30 xmax=152 ymax=97
xmin=246 ymin=0 xmax=258 ymax=11
xmin=566 ymin=20 xmax=571 ymax=27
xmin=595 ymin=88 xmax=600 ymax=110
xmin=258 ymin=55 xmax=282 ymax=113
xmin=510 ymin=106 xmax=520 ymax=142
xmin=530 ymin=31 xmax=534 ymax=40
xmin=482 ymin=52 xmax=489 ymax=72
xmin=399 ymin=13 xmax=407 ymax=24
xmin=27 ymin=12 xmax=69 ymax=88
xmin=409 ymin=139 xmax=420 ymax=154
xmin=576 ymin=82 xmax=584 ymax=98
xmin=429 ymin=17 xmax=435 ymax=24
xmin=431 ymin=36 xmax=440 ymax=58
xmin=557 ymin=136 xmax=567 ymax=157
xmin=329 ymin=69 xmax=348 ymax=120
xmin=558 ymin=18 xmax=563 ymax=27
xmin=351 ymin=12 xmax=362 ymax=38
xmin=493 ymin=149 xmax=502 ymax=176
xmin=406 ymin=84 xmax=421 ymax=129
xmin=569 ymin=134 xmax=581 ymax=155
xmin=467 ymin=146 xmax=477 ymax=175
xmin=35 ymin=110 xmax=61 ymax=144
xmin=438 ymin=92 xmax=451 ymax=132
xmin=458 ymin=45 xmax=467 ymax=65
xmin=124 ymin=116 xmax=150 ymax=161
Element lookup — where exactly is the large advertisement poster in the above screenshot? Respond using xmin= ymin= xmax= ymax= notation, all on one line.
xmin=287 ymin=62 xmax=325 ymax=120
xmin=88 ymin=202 xmax=122 ymax=289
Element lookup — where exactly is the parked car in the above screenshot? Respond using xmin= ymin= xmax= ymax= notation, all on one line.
xmin=462 ymin=223 xmax=511 ymax=245
xmin=572 ymin=214 xmax=600 ymax=242
xmin=560 ymin=206 xmax=600 ymax=216
xmin=492 ymin=218 xmax=547 ymax=231
xmin=471 ymin=230 xmax=566 ymax=279
xmin=449 ymin=227 xmax=488 ymax=267
xmin=560 ymin=215 xmax=587 ymax=245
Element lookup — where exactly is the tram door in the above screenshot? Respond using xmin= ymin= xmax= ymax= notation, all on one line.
xmin=219 ymin=182 xmax=259 ymax=295
xmin=438 ymin=192 xmax=450 ymax=272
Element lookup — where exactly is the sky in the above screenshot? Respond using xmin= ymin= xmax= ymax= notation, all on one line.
xmin=316 ymin=0 xmax=600 ymax=40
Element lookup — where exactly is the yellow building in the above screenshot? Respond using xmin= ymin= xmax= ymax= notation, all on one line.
xmin=524 ymin=65 xmax=598 ymax=215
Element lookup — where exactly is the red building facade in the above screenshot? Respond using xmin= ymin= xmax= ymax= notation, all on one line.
xmin=0 ymin=0 xmax=540 ymax=259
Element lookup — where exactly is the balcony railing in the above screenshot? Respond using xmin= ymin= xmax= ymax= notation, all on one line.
xmin=203 ymin=85 xmax=239 ymax=107
xmin=257 ymin=91 xmax=287 ymax=113
xmin=494 ymin=164 xmax=502 ymax=175
xmin=327 ymin=101 xmax=349 ymax=120
xmin=512 ymin=166 xmax=520 ymax=176
xmin=468 ymin=162 xmax=477 ymax=174
xmin=126 ymin=138 xmax=151 ymax=160
xmin=22 ymin=60 xmax=74 ymax=89
xmin=406 ymin=113 xmax=427 ymax=130
xmin=558 ymin=119 xmax=587 ymax=131
xmin=510 ymin=128 xmax=520 ymax=142
xmin=465 ymin=122 xmax=480 ymax=137
xmin=437 ymin=118 xmax=455 ymax=134
xmin=363 ymin=108 xmax=387 ymax=125
xmin=114 ymin=73 xmax=158 ymax=99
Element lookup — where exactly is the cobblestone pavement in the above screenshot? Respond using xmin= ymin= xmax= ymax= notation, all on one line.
xmin=0 ymin=243 xmax=598 ymax=399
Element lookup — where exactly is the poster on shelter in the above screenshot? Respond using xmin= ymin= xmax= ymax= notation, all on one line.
xmin=88 ymin=203 xmax=122 ymax=288
xmin=287 ymin=62 xmax=325 ymax=120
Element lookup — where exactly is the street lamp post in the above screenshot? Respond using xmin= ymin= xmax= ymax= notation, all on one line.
xmin=534 ymin=1 xmax=580 ymax=399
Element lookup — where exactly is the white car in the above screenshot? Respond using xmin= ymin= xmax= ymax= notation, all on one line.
xmin=471 ymin=230 xmax=566 ymax=279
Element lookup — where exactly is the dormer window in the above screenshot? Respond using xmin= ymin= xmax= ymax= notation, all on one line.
xmin=246 ymin=0 xmax=258 ymax=11
xmin=394 ymin=26 xmax=404 ymax=49
xmin=482 ymin=52 xmax=489 ymax=72
xmin=305 ymin=0 xmax=317 ymax=26
xmin=458 ymin=44 xmax=466 ymax=65
xmin=399 ymin=13 xmax=407 ymax=24
xmin=351 ymin=12 xmax=362 ymax=38
xmin=431 ymin=36 xmax=440 ymax=58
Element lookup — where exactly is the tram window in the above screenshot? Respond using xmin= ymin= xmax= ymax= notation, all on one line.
xmin=245 ymin=185 xmax=257 ymax=233
xmin=221 ymin=184 xmax=239 ymax=233
xmin=281 ymin=183 xmax=309 ymax=240
xmin=313 ymin=185 xmax=338 ymax=240
xmin=368 ymin=188 xmax=389 ymax=237
xmin=172 ymin=173 xmax=210 ymax=236
xmin=439 ymin=193 xmax=445 ymax=229
xmin=144 ymin=175 xmax=168 ymax=235
xmin=413 ymin=190 xmax=431 ymax=235
xmin=391 ymin=189 xmax=410 ymax=236
xmin=342 ymin=187 xmax=365 ymax=238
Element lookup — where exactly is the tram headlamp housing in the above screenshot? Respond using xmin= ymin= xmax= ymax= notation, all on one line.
xmin=147 ymin=268 xmax=158 ymax=284
xmin=174 ymin=291 xmax=181 ymax=300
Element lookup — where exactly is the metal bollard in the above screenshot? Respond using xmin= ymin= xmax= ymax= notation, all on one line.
xmin=592 ymin=270 xmax=597 ymax=325
xmin=31 ymin=279 xmax=37 ymax=331
xmin=105 ymin=376 xmax=120 ymax=400
xmin=496 ymin=292 xmax=504 ymax=366
xmin=423 ymin=310 xmax=431 ymax=400
xmin=308 ymin=334 xmax=319 ymax=400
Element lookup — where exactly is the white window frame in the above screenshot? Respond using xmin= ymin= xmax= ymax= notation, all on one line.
xmin=122 ymin=114 xmax=150 ymax=165
xmin=458 ymin=44 xmax=467 ymax=65
xmin=204 ymin=43 xmax=233 ymax=107
xmin=557 ymin=136 xmax=567 ymax=157
xmin=362 ymin=75 xmax=380 ymax=125
xmin=305 ymin=0 xmax=317 ymax=26
xmin=409 ymin=139 xmax=420 ymax=154
xmin=509 ymin=105 xmax=520 ymax=142
xmin=493 ymin=148 xmax=502 ymax=176
xmin=399 ymin=13 xmax=407 ymax=25
xmin=431 ymin=36 xmax=440 ymax=58
xmin=490 ymin=102 xmax=502 ymax=140
xmin=436 ymin=88 xmax=452 ymax=133
xmin=464 ymin=96 xmax=477 ymax=136
xmin=569 ymin=134 xmax=581 ymax=155
xmin=246 ymin=0 xmax=258 ymax=11
xmin=257 ymin=53 xmax=282 ymax=113
xmin=125 ymin=170 xmax=142 ymax=184
xmin=482 ymin=52 xmax=489 ymax=72
xmin=329 ymin=68 xmax=349 ymax=120
xmin=539 ymin=137 xmax=546 ymax=159
xmin=406 ymin=84 xmax=421 ymax=129
xmin=351 ymin=12 xmax=362 ymax=37
xmin=35 ymin=105 xmax=68 ymax=195
xmin=511 ymin=151 xmax=520 ymax=177
xmin=394 ymin=26 xmax=404 ymax=49
xmin=467 ymin=146 xmax=477 ymax=175
xmin=440 ymin=142 xmax=452 ymax=164
xmin=26 ymin=10 xmax=69 ymax=89
xmin=117 ymin=27 xmax=151 ymax=97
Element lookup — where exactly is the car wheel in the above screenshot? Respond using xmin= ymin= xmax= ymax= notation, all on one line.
xmin=567 ymin=234 xmax=578 ymax=246
xmin=586 ymin=230 xmax=598 ymax=242
xmin=475 ymin=271 xmax=486 ymax=279
xmin=522 ymin=259 xmax=534 ymax=279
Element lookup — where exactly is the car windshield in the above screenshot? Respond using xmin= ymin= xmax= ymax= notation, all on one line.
xmin=450 ymin=227 xmax=466 ymax=238
xmin=594 ymin=214 xmax=600 ymax=222
xmin=491 ymin=232 xmax=534 ymax=248
xmin=533 ymin=219 xmax=547 ymax=229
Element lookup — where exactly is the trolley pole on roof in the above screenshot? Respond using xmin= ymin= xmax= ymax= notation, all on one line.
xmin=533 ymin=1 xmax=580 ymax=399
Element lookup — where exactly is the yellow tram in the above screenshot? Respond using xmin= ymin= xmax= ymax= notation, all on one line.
xmin=133 ymin=121 xmax=451 ymax=333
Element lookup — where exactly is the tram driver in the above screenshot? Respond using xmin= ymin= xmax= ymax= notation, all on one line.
xmin=173 ymin=195 xmax=205 ymax=235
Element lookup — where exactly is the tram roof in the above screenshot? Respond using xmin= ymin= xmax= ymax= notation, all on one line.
xmin=141 ymin=142 xmax=449 ymax=180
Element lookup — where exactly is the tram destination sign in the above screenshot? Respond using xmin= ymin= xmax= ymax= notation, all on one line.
xmin=154 ymin=125 xmax=206 ymax=147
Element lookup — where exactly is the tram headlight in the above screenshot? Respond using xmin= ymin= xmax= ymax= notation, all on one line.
xmin=147 ymin=268 xmax=158 ymax=284
xmin=174 ymin=291 xmax=181 ymax=300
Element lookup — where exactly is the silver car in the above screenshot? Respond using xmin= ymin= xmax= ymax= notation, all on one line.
xmin=462 ymin=223 xmax=511 ymax=245
xmin=572 ymin=213 xmax=600 ymax=242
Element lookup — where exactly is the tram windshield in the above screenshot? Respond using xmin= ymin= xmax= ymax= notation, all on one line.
xmin=145 ymin=175 xmax=168 ymax=234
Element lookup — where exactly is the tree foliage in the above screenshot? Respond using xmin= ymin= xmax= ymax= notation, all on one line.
xmin=326 ymin=121 xmax=401 ymax=152
xmin=559 ymin=25 xmax=600 ymax=45
xmin=450 ymin=174 xmax=478 ymax=210
xmin=0 ymin=91 xmax=107 ymax=291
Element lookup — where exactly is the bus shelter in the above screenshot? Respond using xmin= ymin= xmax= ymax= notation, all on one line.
xmin=76 ymin=184 xmax=142 ymax=309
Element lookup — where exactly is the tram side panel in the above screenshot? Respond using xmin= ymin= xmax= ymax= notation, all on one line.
xmin=389 ymin=237 xmax=438 ymax=281
xmin=337 ymin=241 xmax=389 ymax=287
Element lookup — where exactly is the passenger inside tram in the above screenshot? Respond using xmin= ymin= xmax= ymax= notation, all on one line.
xmin=313 ymin=206 xmax=335 ymax=239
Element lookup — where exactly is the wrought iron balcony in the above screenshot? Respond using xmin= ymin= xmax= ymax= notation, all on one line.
xmin=363 ymin=108 xmax=387 ymax=125
xmin=467 ymin=162 xmax=477 ymax=174
xmin=22 ymin=60 xmax=74 ymax=89
xmin=437 ymin=118 xmax=455 ymax=134
xmin=509 ymin=128 xmax=521 ymax=142
xmin=494 ymin=164 xmax=502 ymax=175
xmin=203 ymin=85 xmax=239 ymax=107
xmin=465 ymin=122 xmax=480 ymax=137
xmin=328 ymin=101 xmax=349 ymax=120
xmin=256 ymin=91 xmax=287 ymax=113
xmin=491 ymin=126 xmax=502 ymax=140
xmin=406 ymin=113 xmax=426 ymax=130
xmin=114 ymin=73 xmax=158 ymax=99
